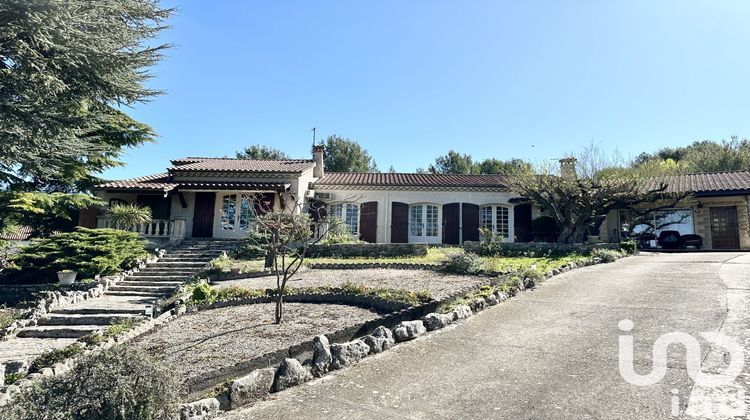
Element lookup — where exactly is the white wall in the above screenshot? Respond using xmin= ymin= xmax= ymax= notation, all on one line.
xmin=315 ymin=188 xmax=521 ymax=243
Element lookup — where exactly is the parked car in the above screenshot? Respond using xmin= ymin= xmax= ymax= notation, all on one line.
xmin=681 ymin=234 xmax=703 ymax=249
xmin=657 ymin=230 xmax=684 ymax=249
xmin=636 ymin=233 xmax=657 ymax=249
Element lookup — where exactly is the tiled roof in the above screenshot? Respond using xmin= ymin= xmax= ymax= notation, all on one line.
xmin=643 ymin=171 xmax=750 ymax=195
xmin=95 ymin=174 xmax=289 ymax=192
xmin=176 ymin=181 xmax=290 ymax=191
xmin=96 ymin=173 xmax=175 ymax=191
xmin=0 ymin=226 xmax=33 ymax=241
xmin=315 ymin=172 xmax=509 ymax=189
xmin=169 ymin=157 xmax=315 ymax=173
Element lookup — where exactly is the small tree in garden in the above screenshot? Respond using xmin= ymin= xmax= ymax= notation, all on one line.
xmin=251 ymin=192 xmax=343 ymax=324
xmin=108 ymin=203 xmax=152 ymax=230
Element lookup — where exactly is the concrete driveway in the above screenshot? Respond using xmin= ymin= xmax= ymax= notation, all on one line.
xmin=220 ymin=253 xmax=749 ymax=420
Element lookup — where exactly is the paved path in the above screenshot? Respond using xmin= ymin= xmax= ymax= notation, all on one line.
xmin=221 ymin=253 xmax=749 ymax=420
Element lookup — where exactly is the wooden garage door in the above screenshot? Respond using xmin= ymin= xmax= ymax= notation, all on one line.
xmin=710 ymin=206 xmax=740 ymax=249
xmin=442 ymin=203 xmax=460 ymax=245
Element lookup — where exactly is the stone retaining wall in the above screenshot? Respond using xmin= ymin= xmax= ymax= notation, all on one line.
xmin=307 ymin=243 xmax=428 ymax=258
xmin=306 ymin=262 xmax=439 ymax=271
xmin=463 ymin=241 xmax=623 ymax=256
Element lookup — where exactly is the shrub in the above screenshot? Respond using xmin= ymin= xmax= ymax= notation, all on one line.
xmin=4 ymin=372 xmax=24 ymax=385
xmin=591 ymin=248 xmax=623 ymax=263
xmin=320 ymin=216 xmax=360 ymax=245
xmin=231 ymin=231 xmax=271 ymax=260
xmin=191 ymin=282 xmax=214 ymax=303
xmin=440 ymin=252 xmax=485 ymax=275
xmin=107 ymin=204 xmax=152 ymax=230
xmin=3 ymin=346 xmax=179 ymax=420
xmin=8 ymin=228 xmax=148 ymax=284
xmin=29 ymin=343 xmax=85 ymax=373
xmin=620 ymin=239 xmax=638 ymax=255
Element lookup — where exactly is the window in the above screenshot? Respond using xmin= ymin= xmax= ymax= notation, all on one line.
xmin=480 ymin=205 xmax=510 ymax=239
xmin=329 ymin=203 xmax=360 ymax=234
xmin=620 ymin=209 xmax=694 ymax=237
xmin=221 ymin=194 xmax=237 ymax=230
xmin=221 ymin=194 xmax=257 ymax=232
xmin=409 ymin=204 xmax=439 ymax=242
xmin=238 ymin=194 xmax=256 ymax=232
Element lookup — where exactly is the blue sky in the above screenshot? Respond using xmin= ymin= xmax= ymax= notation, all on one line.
xmin=106 ymin=0 xmax=750 ymax=179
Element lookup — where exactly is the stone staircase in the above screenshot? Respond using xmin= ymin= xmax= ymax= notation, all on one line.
xmin=15 ymin=239 xmax=237 ymax=340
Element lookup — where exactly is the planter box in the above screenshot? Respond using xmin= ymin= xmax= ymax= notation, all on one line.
xmin=57 ymin=271 xmax=78 ymax=285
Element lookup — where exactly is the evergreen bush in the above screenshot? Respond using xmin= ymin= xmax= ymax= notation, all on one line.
xmin=7 ymin=228 xmax=148 ymax=284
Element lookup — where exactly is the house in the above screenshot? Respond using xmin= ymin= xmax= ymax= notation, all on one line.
xmin=600 ymin=171 xmax=750 ymax=249
xmin=90 ymin=146 xmax=531 ymax=245
xmin=91 ymin=146 xmax=750 ymax=251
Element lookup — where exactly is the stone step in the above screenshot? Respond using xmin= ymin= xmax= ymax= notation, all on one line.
xmin=158 ymin=257 xmax=213 ymax=262
xmin=118 ymin=280 xmax=183 ymax=287
xmin=105 ymin=290 xmax=170 ymax=298
xmin=37 ymin=314 xmax=142 ymax=326
xmin=132 ymin=269 xmax=198 ymax=276
xmin=149 ymin=261 xmax=207 ymax=267
xmin=17 ymin=325 xmax=103 ymax=339
xmin=109 ymin=285 xmax=178 ymax=293
xmin=55 ymin=307 xmax=146 ymax=315
xmin=126 ymin=274 xmax=192 ymax=281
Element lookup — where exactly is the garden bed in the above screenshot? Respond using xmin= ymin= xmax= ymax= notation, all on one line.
xmin=213 ymin=268 xmax=487 ymax=301
xmin=129 ymin=303 xmax=383 ymax=390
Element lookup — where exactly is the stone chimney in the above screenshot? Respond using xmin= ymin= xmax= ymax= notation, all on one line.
xmin=312 ymin=145 xmax=325 ymax=178
xmin=559 ymin=157 xmax=577 ymax=180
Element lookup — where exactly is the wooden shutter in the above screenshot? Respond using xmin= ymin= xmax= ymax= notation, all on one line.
xmin=513 ymin=204 xmax=533 ymax=242
xmin=359 ymin=201 xmax=378 ymax=243
xmin=442 ymin=203 xmax=460 ymax=245
xmin=391 ymin=202 xmax=409 ymax=243
xmin=462 ymin=203 xmax=480 ymax=242
xmin=253 ymin=193 xmax=275 ymax=215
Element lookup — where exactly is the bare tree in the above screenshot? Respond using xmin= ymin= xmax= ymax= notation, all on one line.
xmin=249 ymin=192 xmax=345 ymax=324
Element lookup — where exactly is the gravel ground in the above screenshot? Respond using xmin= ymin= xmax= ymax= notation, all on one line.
xmin=213 ymin=268 xmax=487 ymax=300
xmin=130 ymin=303 xmax=381 ymax=384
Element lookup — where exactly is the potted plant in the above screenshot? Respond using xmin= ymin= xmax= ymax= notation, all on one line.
xmin=57 ymin=269 xmax=78 ymax=285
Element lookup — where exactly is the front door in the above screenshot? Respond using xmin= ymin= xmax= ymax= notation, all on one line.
xmin=193 ymin=192 xmax=216 ymax=238
xmin=710 ymin=206 xmax=740 ymax=249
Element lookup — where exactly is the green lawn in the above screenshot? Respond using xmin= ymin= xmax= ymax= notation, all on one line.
xmin=210 ymin=246 xmax=591 ymax=276
xmin=304 ymin=247 xmax=464 ymax=265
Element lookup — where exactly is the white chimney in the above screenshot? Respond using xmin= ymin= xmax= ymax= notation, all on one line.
xmin=312 ymin=145 xmax=325 ymax=178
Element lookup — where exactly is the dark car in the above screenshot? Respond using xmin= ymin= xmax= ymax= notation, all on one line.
xmin=657 ymin=230 xmax=684 ymax=249
xmin=681 ymin=234 xmax=703 ymax=249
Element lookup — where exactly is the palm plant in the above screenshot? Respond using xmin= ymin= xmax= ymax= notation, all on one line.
xmin=108 ymin=204 xmax=152 ymax=231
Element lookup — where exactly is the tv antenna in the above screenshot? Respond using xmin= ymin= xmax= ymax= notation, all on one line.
xmin=311 ymin=127 xmax=316 ymax=146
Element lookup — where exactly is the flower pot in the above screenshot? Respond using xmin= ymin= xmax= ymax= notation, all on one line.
xmin=57 ymin=271 xmax=78 ymax=285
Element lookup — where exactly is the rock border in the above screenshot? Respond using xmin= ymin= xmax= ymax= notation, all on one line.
xmin=305 ymin=262 xmax=440 ymax=271
xmin=176 ymin=252 xmax=630 ymax=420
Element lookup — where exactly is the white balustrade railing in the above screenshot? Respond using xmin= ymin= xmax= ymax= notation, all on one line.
xmin=96 ymin=217 xmax=187 ymax=240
